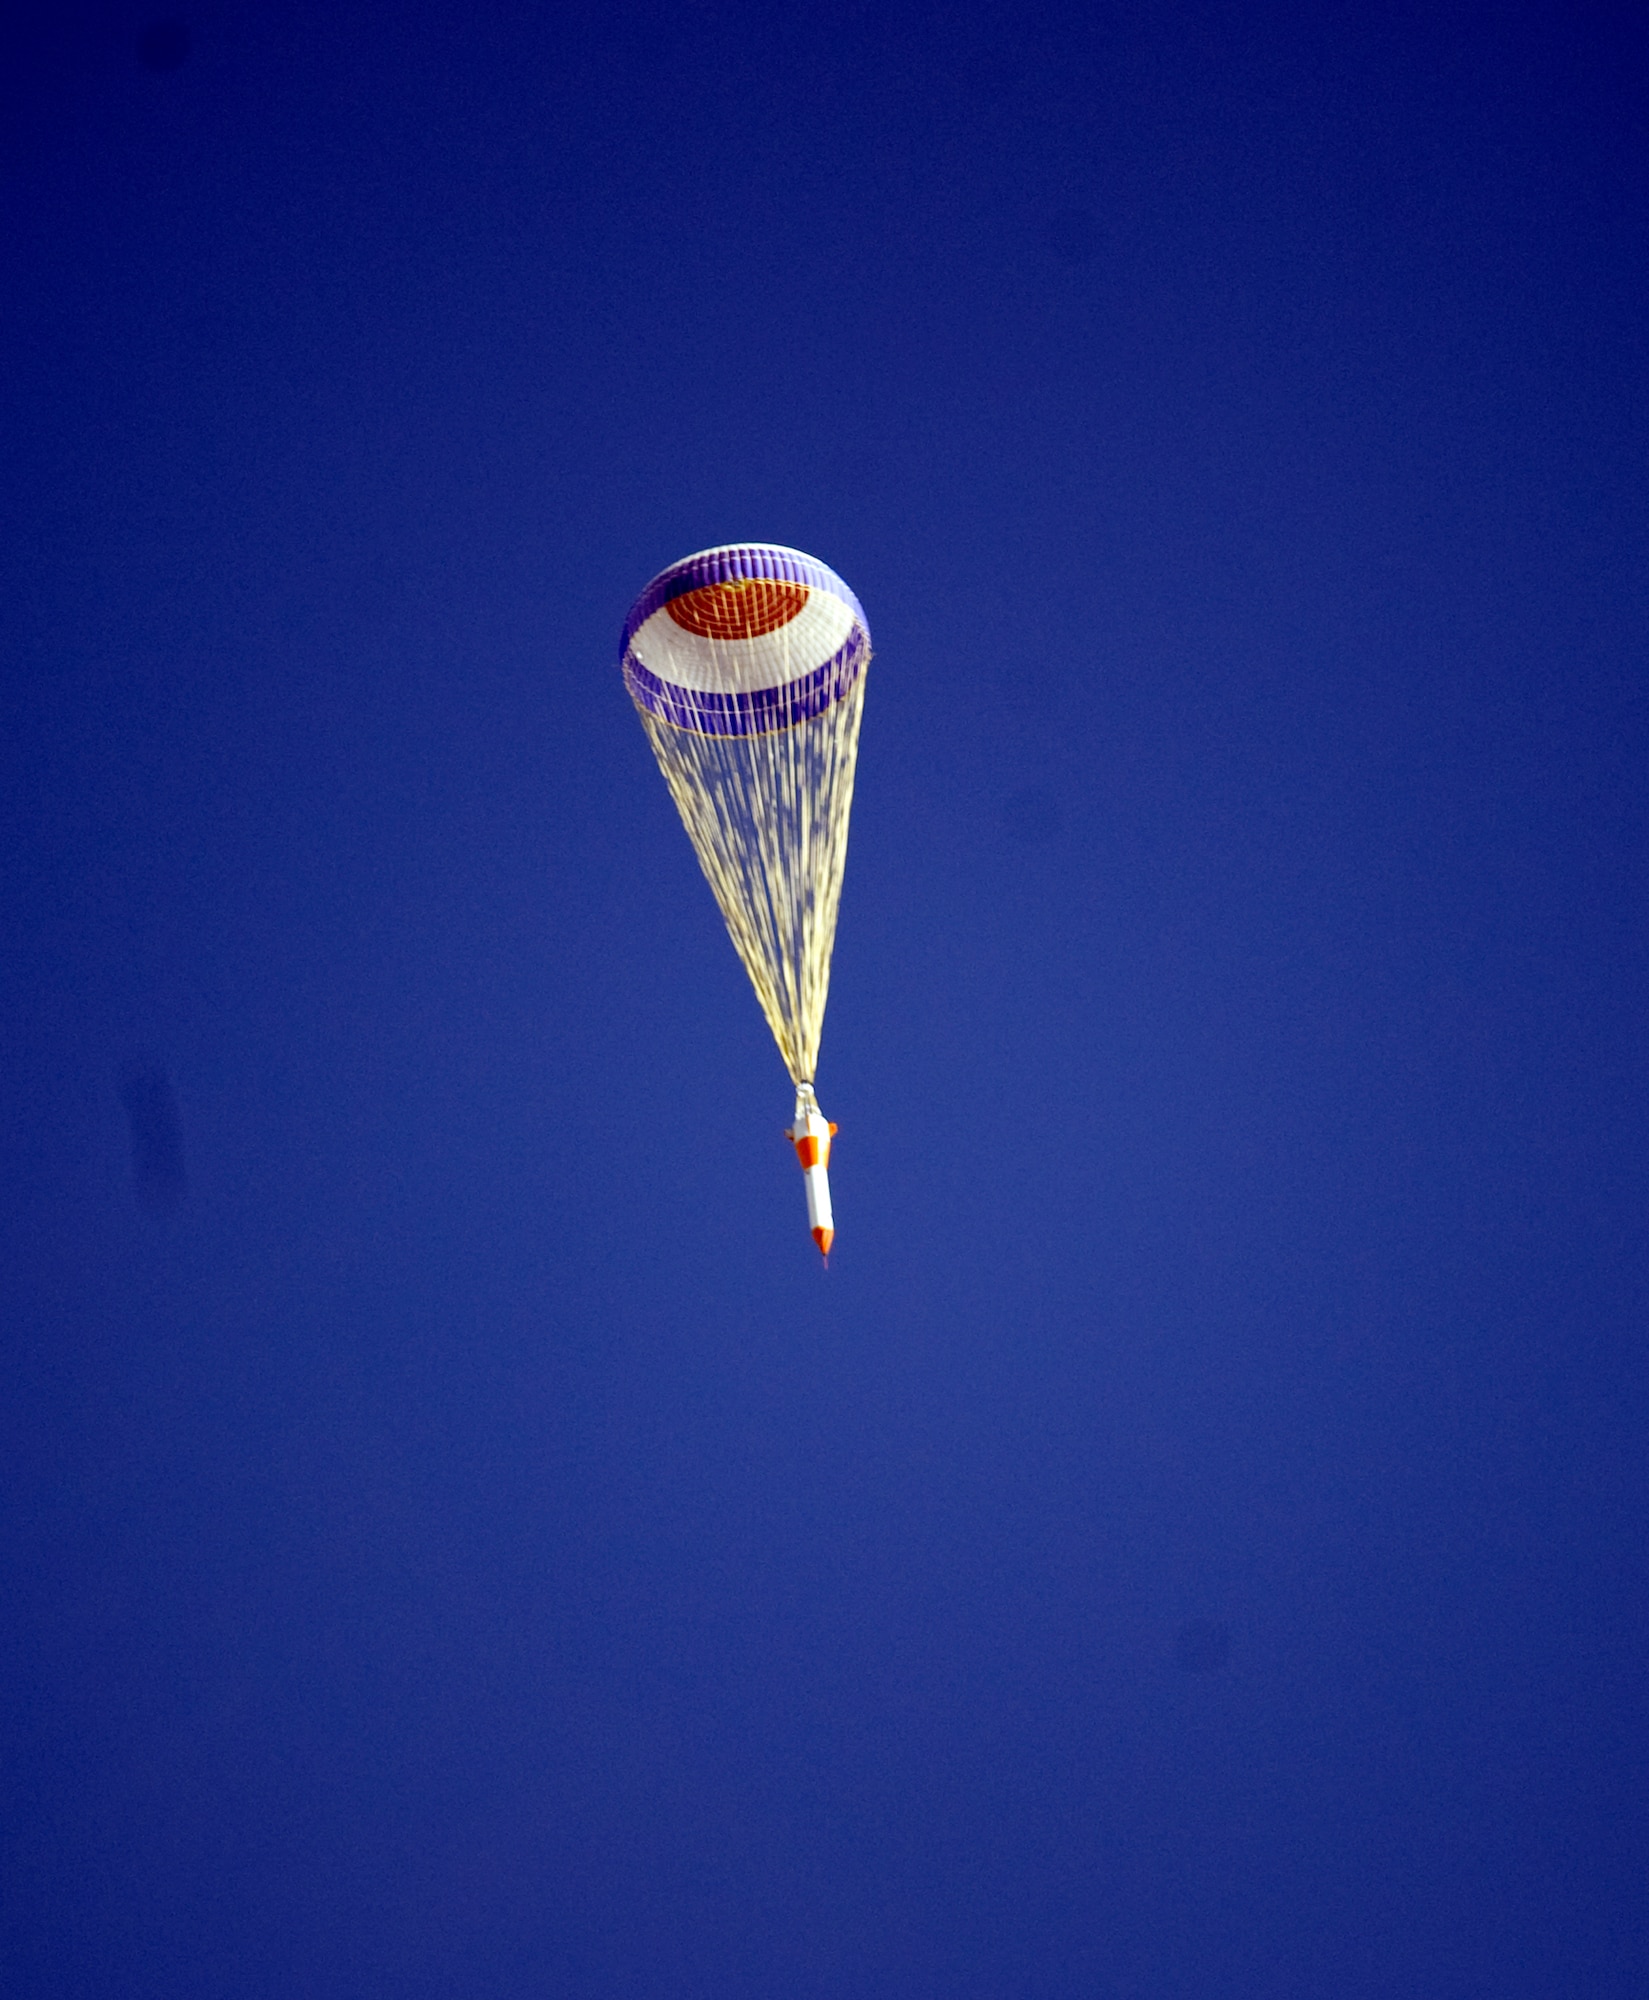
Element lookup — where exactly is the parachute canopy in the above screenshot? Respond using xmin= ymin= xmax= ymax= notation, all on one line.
xmin=622 ymin=544 xmax=870 ymax=1085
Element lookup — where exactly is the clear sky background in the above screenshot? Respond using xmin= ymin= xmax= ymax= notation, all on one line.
xmin=3 ymin=3 xmax=1646 ymax=1995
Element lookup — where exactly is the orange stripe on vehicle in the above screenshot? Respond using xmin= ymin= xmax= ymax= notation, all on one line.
xmin=795 ymin=1136 xmax=824 ymax=1168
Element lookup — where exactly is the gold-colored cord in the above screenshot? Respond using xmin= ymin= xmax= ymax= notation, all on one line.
xmin=635 ymin=670 xmax=866 ymax=1084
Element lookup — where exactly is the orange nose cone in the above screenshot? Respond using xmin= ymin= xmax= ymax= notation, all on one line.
xmin=811 ymin=1226 xmax=834 ymax=1259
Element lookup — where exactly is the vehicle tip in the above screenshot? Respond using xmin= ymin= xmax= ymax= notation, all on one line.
xmin=812 ymin=1226 xmax=834 ymax=1261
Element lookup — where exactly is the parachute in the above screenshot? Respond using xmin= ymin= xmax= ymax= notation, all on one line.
xmin=621 ymin=544 xmax=870 ymax=1253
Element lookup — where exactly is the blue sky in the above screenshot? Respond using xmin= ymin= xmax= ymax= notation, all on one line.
xmin=2 ymin=4 xmax=1646 ymax=1994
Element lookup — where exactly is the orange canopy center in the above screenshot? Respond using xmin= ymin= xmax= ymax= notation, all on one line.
xmin=665 ymin=579 xmax=809 ymax=641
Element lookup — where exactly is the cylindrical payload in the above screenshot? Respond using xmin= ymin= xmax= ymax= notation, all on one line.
xmin=788 ymin=1083 xmax=837 ymax=1260
xmin=620 ymin=545 xmax=870 ymax=1258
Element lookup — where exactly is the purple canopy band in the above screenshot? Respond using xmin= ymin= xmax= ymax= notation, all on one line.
xmin=620 ymin=544 xmax=869 ymax=655
xmin=624 ymin=625 xmax=870 ymax=738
